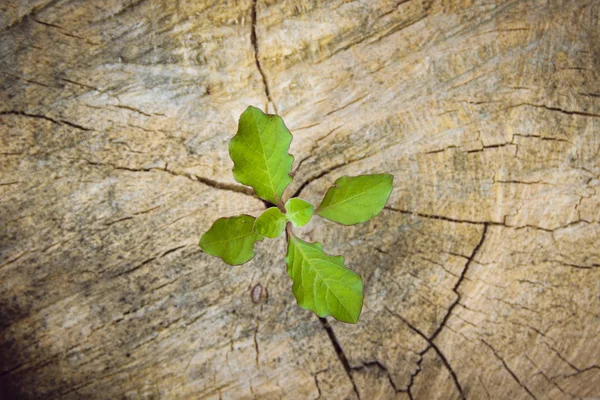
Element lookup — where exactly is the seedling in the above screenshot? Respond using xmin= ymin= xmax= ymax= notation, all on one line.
xmin=199 ymin=106 xmax=393 ymax=323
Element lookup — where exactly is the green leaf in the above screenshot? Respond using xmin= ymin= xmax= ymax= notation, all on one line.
xmin=316 ymin=174 xmax=393 ymax=225
xmin=285 ymin=234 xmax=363 ymax=323
xmin=254 ymin=207 xmax=286 ymax=238
xmin=199 ymin=215 xmax=264 ymax=265
xmin=229 ymin=106 xmax=294 ymax=204
xmin=284 ymin=198 xmax=314 ymax=227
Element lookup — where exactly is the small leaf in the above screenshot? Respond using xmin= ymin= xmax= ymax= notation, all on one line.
xmin=316 ymin=174 xmax=393 ymax=225
xmin=284 ymin=198 xmax=314 ymax=227
xmin=229 ymin=106 xmax=294 ymax=204
xmin=285 ymin=234 xmax=363 ymax=323
xmin=199 ymin=215 xmax=264 ymax=265
xmin=254 ymin=207 xmax=286 ymax=238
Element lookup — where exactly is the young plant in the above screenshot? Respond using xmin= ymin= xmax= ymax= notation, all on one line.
xmin=199 ymin=106 xmax=393 ymax=324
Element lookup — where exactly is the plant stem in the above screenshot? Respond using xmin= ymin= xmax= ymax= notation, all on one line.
xmin=285 ymin=222 xmax=293 ymax=242
xmin=277 ymin=199 xmax=286 ymax=213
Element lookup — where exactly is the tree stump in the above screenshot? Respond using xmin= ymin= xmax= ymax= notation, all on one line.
xmin=1 ymin=0 xmax=599 ymax=398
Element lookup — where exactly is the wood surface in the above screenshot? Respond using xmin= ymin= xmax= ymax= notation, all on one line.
xmin=1 ymin=0 xmax=599 ymax=399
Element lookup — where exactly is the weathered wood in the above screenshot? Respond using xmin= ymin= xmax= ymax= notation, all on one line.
xmin=1 ymin=0 xmax=599 ymax=398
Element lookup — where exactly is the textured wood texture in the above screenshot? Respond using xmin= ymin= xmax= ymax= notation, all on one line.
xmin=1 ymin=0 xmax=600 ymax=399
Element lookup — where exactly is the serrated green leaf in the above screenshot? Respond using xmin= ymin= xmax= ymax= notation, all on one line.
xmin=254 ymin=207 xmax=286 ymax=238
xmin=285 ymin=235 xmax=363 ymax=323
xmin=284 ymin=198 xmax=314 ymax=227
xmin=199 ymin=215 xmax=264 ymax=265
xmin=229 ymin=106 xmax=294 ymax=204
xmin=316 ymin=174 xmax=393 ymax=225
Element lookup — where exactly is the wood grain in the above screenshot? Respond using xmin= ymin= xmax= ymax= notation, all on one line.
xmin=1 ymin=0 xmax=599 ymax=398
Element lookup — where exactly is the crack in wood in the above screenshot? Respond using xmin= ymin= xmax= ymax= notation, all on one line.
xmin=385 ymin=206 xmax=503 ymax=226
xmin=508 ymin=103 xmax=600 ymax=119
xmin=80 ymin=159 xmax=262 ymax=201
xmin=385 ymin=307 xmax=466 ymax=399
xmin=429 ymin=224 xmax=489 ymax=342
xmin=384 ymin=207 xmax=590 ymax=234
xmin=251 ymin=0 xmax=277 ymax=114
xmin=0 ymin=110 xmax=94 ymax=131
xmin=382 ymin=224 xmax=489 ymax=399
xmin=253 ymin=305 xmax=262 ymax=370
xmin=318 ymin=317 xmax=361 ymax=399
xmin=481 ymin=340 xmax=538 ymax=400
xmin=290 ymin=152 xmax=374 ymax=199
xmin=350 ymin=360 xmax=412 ymax=396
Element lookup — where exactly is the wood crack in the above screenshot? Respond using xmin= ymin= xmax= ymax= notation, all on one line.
xmin=509 ymin=103 xmax=600 ymax=119
xmin=324 ymin=95 xmax=369 ymax=117
xmin=481 ymin=340 xmax=538 ymax=399
xmin=350 ymin=360 xmax=413 ymax=396
xmin=429 ymin=224 xmax=489 ymax=343
xmin=0 ymin=110 xmax=94 ymax=131
xmin=59 ymin=78 xmax=100 ymax=92
xmin=290 ymin=152 xmax=374 ymax=199
xmin=31 ymin=18 xmax=100 ymax=45
xmin=81 ymin=159 xmax=259 ymax=200
xmin=385 ymin=206 xmax=503 ymax=226
xmin=114 ymin=104 xmax=161 ymax=117
xmin=251 ymin=0 xmax=277 ymax=114
xmin=318 ymin=317 xmax=361 ymax=399
xmin=112 ymin=256 xmax=157 ymax=278
xmin=291 ymin=161 xmax=348 ymax=199
xmin=384 ymin=207 xmax=590 ymax=233
xmin=385 ymin=307 xmax=466 ymax=400
xmin=161 ymin=245 xmax=187 ymax=257
xmin=313 ymin=369 xmax=328 ymax=399
xmin=253 ymin=305 xmax=263 ymax=370
xmin=0 ymin=72 xmax=60 ymax=89
xmin=384 ymin=224 xmax=489 ymax=399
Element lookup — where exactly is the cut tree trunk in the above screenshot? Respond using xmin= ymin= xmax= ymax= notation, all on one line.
xmin=1 ymin=0 xmax=599 ymax=399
